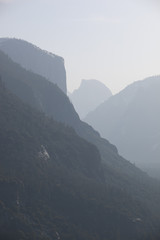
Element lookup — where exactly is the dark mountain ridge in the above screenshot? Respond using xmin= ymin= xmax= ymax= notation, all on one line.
xmin=0 ymin=80 xmax=105 ymax=239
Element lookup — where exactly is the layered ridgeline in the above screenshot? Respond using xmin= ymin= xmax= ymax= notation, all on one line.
xmin=0 ymin=49 xmax=150 ymax=183
xmin=85 ymin=76 xmax=160 ymax=178
xmin=1 ymin=49 xmax=160 ymax=239
xmin=0 ymin=38 xmax=67 ymax=93
xmin=69 ymin=79 xmax=112 ymax=118
xmin=0 ymin=80 xmax=121 ymax=239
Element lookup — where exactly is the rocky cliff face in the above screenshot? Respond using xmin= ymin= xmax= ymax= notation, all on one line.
xmin=0 ymin=38 xmax=67 ymax=93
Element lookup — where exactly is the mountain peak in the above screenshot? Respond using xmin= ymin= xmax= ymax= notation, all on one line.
xmin=70 ymin=79 xmax=112 ymax=118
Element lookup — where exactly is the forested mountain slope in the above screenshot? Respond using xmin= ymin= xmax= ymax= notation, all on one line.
xmin=1 ymin=81 xmax=160 ymax=239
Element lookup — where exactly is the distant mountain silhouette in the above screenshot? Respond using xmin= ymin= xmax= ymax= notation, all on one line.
xmin=85 ymin=76 xmax=160 ymax=178
xmin=0 ymin=38 xmax=67 ymax=93
xmin=70 ymin=79 xmax=112 ymax=118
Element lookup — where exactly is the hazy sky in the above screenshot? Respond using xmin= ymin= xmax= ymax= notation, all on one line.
xmin=0 ymin=0 xmax=160 ymax=93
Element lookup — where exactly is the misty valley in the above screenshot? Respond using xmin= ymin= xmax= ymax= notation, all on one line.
xmin=0 ymin=38 xmax=160 ymax=240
